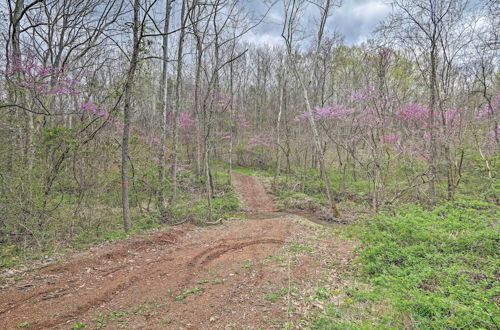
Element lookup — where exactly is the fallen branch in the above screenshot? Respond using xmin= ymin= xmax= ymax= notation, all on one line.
xmin=205 ymin=218 xmax=223 ymax=225
xmin=172 ymin=218 xmax=189 ymax=226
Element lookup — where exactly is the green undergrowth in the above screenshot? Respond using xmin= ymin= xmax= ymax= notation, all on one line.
xmin=276 ymin=191 xmax=326 ymax=212
xmin=0 ymin=209 xmax=154 ymax=269
xmin=305 ymin=199 xmax=499 ymax=328
xmin=0 ymin=169 xmax=240 ymax=269
xmin=165 ymin=170 xmax=240 ymax=223
xmin=233 ymin=166 xmax=274 ymax=177
xmin=333 ymin=199 xmax=498 ymax=328
xmin=238 ymin=152 xmax=498 ymax=211
xmin=237 ymin=165 xmax=499 ymax=328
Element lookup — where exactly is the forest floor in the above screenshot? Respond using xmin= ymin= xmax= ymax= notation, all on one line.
xmin=0 ymin=173 xmax=357 ymax=329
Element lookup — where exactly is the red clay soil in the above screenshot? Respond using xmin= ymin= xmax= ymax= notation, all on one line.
xmin=232 ymin=172 xmax=276 ymax=212
xmin=0 ymin=173 xmax=352 ymax=329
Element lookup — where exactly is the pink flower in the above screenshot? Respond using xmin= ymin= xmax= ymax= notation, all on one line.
xmin=385 ymin=134 xmax=397 ymax=142
xmin=444 ymin=108 xmax=459 ymax=123
xmin=476 ymin=105 xmax=492 ymax=119
xmin=396 ymin=104 xmax=429 ymax=121
xmin=179 ymin=112 xmax=196 ymax=128
xmin=82 ymin=101 xmax=100 ymax=113
xmin=97 ymin=110 xmax=109 ymax=119
xmin=215 ymin=131 xmax=231 ymax=139
xmin=235 ymin=114 xmax=249 ymax=128
xmin=245 ymin=133 xmax=273 ymax=150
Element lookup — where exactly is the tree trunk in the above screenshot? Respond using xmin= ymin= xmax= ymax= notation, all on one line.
xmin=157 ymin=0 xmax=172 ymax=215
xmin=228 ymin=38 xmax=236 ymax=184
xmin=284 ymin=0 xmax=340 ymax=217
xmin=171 ymin=0 xmax=188 ymax=204
xmin=7 ymin=0 xmax=25 ymax=172
xmin=429 ymin=40 xmax=438 ymax=205
xmin=274 ymin=62 xmax=286 ymax=188
xmin=121 ymin=0 xmax=141 ymax=232
xmin=301 ymin=90 xmax=340 ymax=218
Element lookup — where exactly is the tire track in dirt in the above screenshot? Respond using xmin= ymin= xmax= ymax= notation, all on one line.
xmin=188 ymin=238 xmax=284 ymax=268
xmin=0 ymin=172 xmax=293 ymax=329
xmin=0 ymin=228 xmax=193 ymax=328
xmin=33 ymin=275 xmax=141 ymax=329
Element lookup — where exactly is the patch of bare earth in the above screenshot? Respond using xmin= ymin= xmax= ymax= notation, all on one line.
xmin=0 ymin=173 xmax=356 ymax=329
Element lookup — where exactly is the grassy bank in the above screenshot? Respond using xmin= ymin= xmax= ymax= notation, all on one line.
xmin=307 ymin=199 xmax=499 ymax=328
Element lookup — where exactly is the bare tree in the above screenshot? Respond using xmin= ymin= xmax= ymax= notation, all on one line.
xmin=121 ymin=0 xmax=141 ymax=232
xmin=157 ymin=0 xmax=173 ymax=214
xmin=282 ymin=0 xmax=341 ymax=217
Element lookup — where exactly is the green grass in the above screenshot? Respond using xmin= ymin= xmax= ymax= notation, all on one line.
xmin=175 ymin=286 xmax=205 ymax=301
xmin=350 ymin=199 xmax=500 ymax=328
xmin=16 ymin=322 xmax=30 ymax=328
xmin=233 ymin=166 xmax=274 ymax=177
xmin=288 ymin=243 xmax=312 ymax=252
xmin=71 ymin=321 xmax=87 ymax=329
xmin=266 ymin=287 xmax=291 ymax=303
xmin=306 ymin=198 xmax=499 ymax=328
xmin=108 ymin=310 xmax=130 ymax=321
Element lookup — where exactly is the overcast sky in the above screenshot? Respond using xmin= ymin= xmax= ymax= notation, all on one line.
xmin=242 ymin=0 xmax=392 ymax=46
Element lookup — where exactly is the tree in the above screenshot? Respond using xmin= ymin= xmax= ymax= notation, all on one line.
xmin=157 ymin=0 xmax=173 ymax=214
xmin=380 ymin=0 xmax=474 ymax=204
xmin=121 ymin=0 xmax=141 ymax=232
xmin=282 ymin=0 xmax=341 ymax=217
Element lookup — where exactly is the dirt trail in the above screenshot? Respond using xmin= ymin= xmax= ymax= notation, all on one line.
xmin=232 ymin=172 xmax=276 ymax=212
xmin=0 ymin=173 xmax=354 ymax=329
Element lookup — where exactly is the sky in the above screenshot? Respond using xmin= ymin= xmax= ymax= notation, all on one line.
xmin=242 ymin=0 xmax=392 ymax=47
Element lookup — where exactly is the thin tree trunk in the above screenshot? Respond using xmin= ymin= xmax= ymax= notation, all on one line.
xmin=171 ymin=0 xmax=188 ymax=204
xmin=204 ymin=140 xmax=213 ymax=220
xmin=157 ymin=0 xmax=172 ymax=214
xmin=429 ymin=39 xmax=438 ymax=205
xmin=301 ymin=84 xmax=340 ymax=217
xmin=274 ymin=62 xmax=286 ymax=188
xmin=8 ymin=0 xmax=25 ymax=172
xmin=228 ymin=38 xmax=236 ymax=184
xmin=284 ymin=0 xmax=340 ymax=217
xmin=121 ymin=0 xmax=141 ymax=232
xmin=192 ymin=18 xmax=202 ymax=181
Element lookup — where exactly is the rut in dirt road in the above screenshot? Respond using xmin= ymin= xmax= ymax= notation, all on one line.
xmin=0 ymin=172 xmax=297 ymax=329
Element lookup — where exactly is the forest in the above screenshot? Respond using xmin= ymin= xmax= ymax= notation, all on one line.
xmin=0 ymin=0 xmax=498 ymax=328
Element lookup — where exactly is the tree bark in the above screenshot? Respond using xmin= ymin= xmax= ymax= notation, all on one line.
xmin=121 ymin=0 xmax=141 ymax=232
xmin=274 ymin=60 xmax=286 ymax=188
xmin=429 ymin=37 xmax=438 ymax=205
xmin=171 ymin=0 xmax=188 ymax=204
xmin=157 ymin=0 xmax=172 ymax=215
xmin=283 ymin=0 xmax=340 ymax=217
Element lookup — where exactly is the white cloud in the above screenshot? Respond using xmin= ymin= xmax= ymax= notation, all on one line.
xmin=351 ymin=0 xmax=391 ymax=20
xmin=242 ymin=30 xmax=283 ymax=47
xmin=244 ymin=0 xmax=391 ymax=47
xmin=331 ymin=0 xmax=391 ymax=44
xmin=268 ymin=11 xmax=283 ymax=23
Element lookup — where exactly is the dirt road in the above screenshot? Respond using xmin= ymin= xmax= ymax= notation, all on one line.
xmin=0 ymin=173 xmax=354 ymax=329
